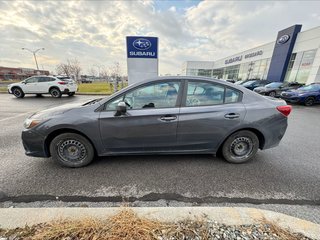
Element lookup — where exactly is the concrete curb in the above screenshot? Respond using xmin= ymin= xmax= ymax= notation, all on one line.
xmin=0 ymin=207 xmax=319 ymax=239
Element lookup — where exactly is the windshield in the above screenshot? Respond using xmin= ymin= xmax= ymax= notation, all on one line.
xmin=298 ymin=84 xmax=320 ymax=91
xmin=242 ymin=80 xmax=256 ymax=86
xmin=265 ymin=82 xmax=283 ymax=88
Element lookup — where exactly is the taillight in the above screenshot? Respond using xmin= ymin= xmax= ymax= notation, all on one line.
xmin=276 ymin=105 xmax=292 ymax=117
xmin=58 ymin=81 xmax=67 ymax=85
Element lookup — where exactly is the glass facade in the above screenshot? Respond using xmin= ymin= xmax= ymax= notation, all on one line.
xmin=284 ymin=49 xmax=317 ymax=83
xmin=186 ymin=58 xmax=271 ymax=81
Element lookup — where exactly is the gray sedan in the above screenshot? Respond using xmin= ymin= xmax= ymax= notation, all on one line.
xmin=22 ymin=76 xmax=292 ymax=167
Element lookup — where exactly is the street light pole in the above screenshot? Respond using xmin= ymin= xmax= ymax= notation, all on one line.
xmin=22 ymin=48 xmax=45 ymax=70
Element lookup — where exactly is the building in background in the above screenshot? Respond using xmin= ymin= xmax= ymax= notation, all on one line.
xmin=0 ymin=66 xmax=49 ymax=81
xmin=183 ymin=25 xmax=320 ymax=85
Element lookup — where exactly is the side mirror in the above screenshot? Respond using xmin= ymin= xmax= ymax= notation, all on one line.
xmin=22 ymin=81 xmax=26 ymax=84
xmin=115 ymin=101 xmax=127 ymax=116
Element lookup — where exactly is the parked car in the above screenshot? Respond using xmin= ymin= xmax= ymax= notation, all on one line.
xmin=21 ymin=76 xmax=291 ymax=168
xmin=253 ymin=82 xmax=304 ymax=97
xmin=240 ymin=80 xmax=272 ymax=90
xmin=280 ymin=83 xmax=320 ymax=106
xmin=8 ymin=76 xmax=78 ymax=98
xmin=81 ymin=79 xmax=93 ymax=83
xmin=234 ymin=80 xmax=250 ymax=85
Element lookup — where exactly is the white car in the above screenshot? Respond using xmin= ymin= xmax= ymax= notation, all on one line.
xmin=7 ymin=76 xmax=78 ymax=98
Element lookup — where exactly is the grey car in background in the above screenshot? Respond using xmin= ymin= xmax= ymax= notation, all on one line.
xmin=22 ymin=76 xmax=292 ymax=167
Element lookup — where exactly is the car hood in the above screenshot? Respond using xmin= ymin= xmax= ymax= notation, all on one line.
xmin=29 ymin=98 xmax=102 ymax=120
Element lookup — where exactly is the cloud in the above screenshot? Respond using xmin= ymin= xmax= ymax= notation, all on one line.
xmin=0 ymin=0 xmax=319 ymax=75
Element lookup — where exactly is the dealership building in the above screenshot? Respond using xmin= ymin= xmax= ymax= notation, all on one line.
xmin=182 ymin=25 xmax=320 ymax=85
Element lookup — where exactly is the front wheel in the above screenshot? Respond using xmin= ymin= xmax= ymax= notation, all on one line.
xmin=50 ymin=88 xmax=62 ymax=98
xmin=304 ymin=97 xmax=315 ymax=106
xmin=12 ymin=88 xmax=25 ymax=98
xmin=67 ymin=92 xmax=75 ymax=97
xmin=222 ymin=130 xmax=259 ymax=164
xmin=50 ymin=133 xmax=94 ymax=168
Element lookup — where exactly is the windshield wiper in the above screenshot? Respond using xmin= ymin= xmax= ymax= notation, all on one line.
xmin=83 ymin=98 xmax=103 ymax=106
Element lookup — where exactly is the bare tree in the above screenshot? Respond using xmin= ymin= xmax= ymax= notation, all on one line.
xmin=110 ymin=62 xmax=121 ymax=93
xmin=56 ymin=58 xmax=82 ymax=82
xmin=68 ymin=58 xmax=81 ymax=82
xmin=56 ymin=63 xmax=71 ymax=77
xmin=99 ymin=67 xmax=109 ymax=81
xmin=88 ymin=67 xmax=97 ymax=77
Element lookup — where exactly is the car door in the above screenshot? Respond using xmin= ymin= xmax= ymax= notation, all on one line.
xmin=37 ymin=77 xmax=55 ymax=93
xmin=98 ymin=80 xmax=183 ymax=154
xmin=176 ymin=80 xmax=246 ymax=153
xmin=23 ymin=77 xmax=40 ymax=93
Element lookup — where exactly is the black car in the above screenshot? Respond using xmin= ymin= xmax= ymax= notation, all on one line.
xmin=254 ymin=82 xmax=304 ymax=97
xmin=240 ymin=80 xmax=272 ymax=91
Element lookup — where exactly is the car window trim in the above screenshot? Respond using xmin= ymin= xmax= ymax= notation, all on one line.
xmin=98 ymin=79 xmax=186 ymax=112
xmin=181 ymin=80 xmax=243 ymax=107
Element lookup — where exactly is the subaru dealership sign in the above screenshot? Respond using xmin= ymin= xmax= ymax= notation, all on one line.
xmin=127 ymin=37 xmax=158 ymax=58
xmin=126 ymin=36 xmax=159 ymax=84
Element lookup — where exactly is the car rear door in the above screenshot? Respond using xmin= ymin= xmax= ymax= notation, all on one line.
xmin=38 ymin=77 xmax=55 ymax=93
xmin=176 ymin=80 xmax=246 ymax=153
xmin=98 ymin=80 xmax=183 ymax=153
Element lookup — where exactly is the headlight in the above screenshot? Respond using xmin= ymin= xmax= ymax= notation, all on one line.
xmin=24 ymin=119 xmax=41 ymax=129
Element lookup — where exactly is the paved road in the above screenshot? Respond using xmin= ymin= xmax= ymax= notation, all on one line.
xmin=0 ymin=93 xmax=320 ymax=221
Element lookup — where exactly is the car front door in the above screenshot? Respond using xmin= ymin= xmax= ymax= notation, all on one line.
xmin=176 ymin=80 xmax=246 ymax=153
xmin=98 ymin=80 xmax=183 ymax=154
xmin=23 ymin=77 xmax=40 ymax=93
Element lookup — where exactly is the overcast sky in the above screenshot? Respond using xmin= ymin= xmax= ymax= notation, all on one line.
xmin=0 ymin=0 xmax=320 ymax=75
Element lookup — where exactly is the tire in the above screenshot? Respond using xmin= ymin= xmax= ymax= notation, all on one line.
xmin=12 ymin=87 xmax=25 ymax=98
xmin=268 ymin=91 xmax=276 ymax=98
xmin=67 ymin=92 xmax=75 ymax=97
xmin=222 ymin=130 xmax=259 ymax=164
xmin=50 ymin=88 xmax=62 ymax=98
xmin=50 ymin=133 xmax=94 ymax=168
xmin=304 ymin=97 xmax=315 ymax=106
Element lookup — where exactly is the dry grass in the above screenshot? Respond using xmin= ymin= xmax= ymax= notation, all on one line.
xmin=0 ymin=208 xmax=312 ymax=240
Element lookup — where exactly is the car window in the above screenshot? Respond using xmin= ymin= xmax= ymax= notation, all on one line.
xmin=242 ymin=80 xmax=256 ymax=86
xmin=186 ymin=81 xmax=225 ymax=106
xmin=105 ymin=81 xmax=181 ymax=110
xmin=299 ymin=84 xmax=320 ymax=91
xmin=25 ymin=77 xmax=39 ymax=83
xmin=225 ymin=88 xmax=241 ymax=103
xmin=39 ymin=77 xmax=55 ymax=82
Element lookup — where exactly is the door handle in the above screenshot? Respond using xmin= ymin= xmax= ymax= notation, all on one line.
xmin=160 ymin=115 xmax=177 ymax=122
xmin=224 ymin=113 xmax=240 ymax=119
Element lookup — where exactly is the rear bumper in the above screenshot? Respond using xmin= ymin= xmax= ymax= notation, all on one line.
xmin=21 ymin=129 xmax=48 ymax=157
xmin=261 ymin=117 xmax=288 ymax=150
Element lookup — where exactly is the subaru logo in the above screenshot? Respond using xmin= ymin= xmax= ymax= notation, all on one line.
xmin=277 ymin=34 xmax=290 ymax=44
xmin=133 ymin=38 xmax=151 ymax=50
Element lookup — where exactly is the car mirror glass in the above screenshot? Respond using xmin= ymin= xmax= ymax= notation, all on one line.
xmin=115 ymin=101 xmax=127 ymax=116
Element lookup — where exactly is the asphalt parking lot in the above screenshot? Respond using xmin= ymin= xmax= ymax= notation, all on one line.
xmin=0 ymin=93 xmax=320 ymax=222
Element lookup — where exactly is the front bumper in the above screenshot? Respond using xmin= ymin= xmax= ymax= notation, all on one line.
xmin=21 ymin=129 xmax=48 ymax=157
xmin=280 ymin=96 xmax=300 ymax=103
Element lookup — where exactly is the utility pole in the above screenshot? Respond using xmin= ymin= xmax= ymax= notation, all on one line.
xmin=22 ymin=48 xmax=45 ymax=70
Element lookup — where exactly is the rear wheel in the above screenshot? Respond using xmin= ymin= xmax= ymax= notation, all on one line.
xmin=304 ymin=97 xmax=315 ymax=106
xmin=67 ymin=92 xmax=75 ymax=97
xmin=50 ymin=88 xmax=62 ymax=98
xmin=222 ymin=130 xmax=259 ymax=164
xmin=50 ymin=133 xmax=94 ymax=168
xmin=12 ymin=87 xmax=25 ymax=98
xmin=268 ymin=91 xmax=276 ymax=97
